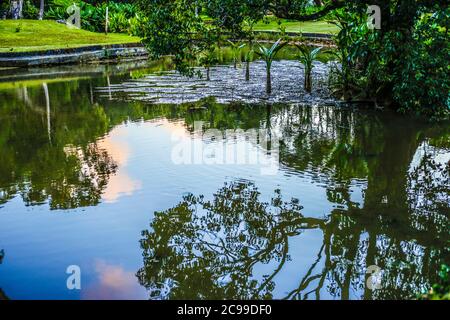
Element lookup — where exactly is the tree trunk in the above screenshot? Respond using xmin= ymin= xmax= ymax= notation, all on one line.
xmin=266 ymin=67 xmax=272 ymax=95
xmin=10 ymin=0 xmax=24 ymax=19
xmin=206 ymin=66 xmax=210 ymax=81
xmin=38 ymin=0 xmax=44 ymax=20
xmin=42 ymin=83 xmax=51 ymax=144
xmin=105 ymin=7 xmax=109 ymax=35
xmin=245 ymin=60 xmax=250 ymax=81
xmin=304 ymin=70 xmax=312 ymax=93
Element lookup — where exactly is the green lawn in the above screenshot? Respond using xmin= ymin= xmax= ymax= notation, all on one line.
xmin=0 ymin=20 xmax=140 ymax=53
xmin=253 ymin=18 xmax=338 ymax=34
xmin=0 ymin=19 xmax=334 ymax=53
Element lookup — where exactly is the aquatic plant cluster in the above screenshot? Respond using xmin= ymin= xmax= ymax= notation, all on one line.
xmin=97 ymin=59 xmax=333 ymax=104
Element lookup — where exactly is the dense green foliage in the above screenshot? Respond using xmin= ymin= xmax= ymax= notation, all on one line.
xmin=392 ymin=9 xmax=449 ymax=119
xmin=135 ymin=0 xmax=215 ymax=75
xmin=420 ymin=265 xmax=450 ymax=300
xmin=40 ymin=0 xmax=141 ymax=34
xmin=137 ymin=0 xmax=449 ymax=120
xmin=329 ymin=3 xmax=449 ymax=120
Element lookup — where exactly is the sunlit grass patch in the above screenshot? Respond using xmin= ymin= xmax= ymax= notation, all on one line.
xmin=0 ymin=20 xmax=140 ymax=53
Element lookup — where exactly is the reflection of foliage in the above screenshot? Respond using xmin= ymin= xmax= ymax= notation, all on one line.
xmin=137 ymin=181 xmax=324 ymax=299
xmin=135 ymin=101 xmax=449 ymax=300
xmin=27 ymin=143 xmax=118 ymax=210
xmin=0 ymin=81 xmax=118 ymax=209
xmin=279 ymin=105 xmax=381 ymax=184
xmin=1 ymin=72 xmax=449 ymax=299
xmin=408 ymin=152 xmax=450 ymax=235
xmin=0 ymin=249 xmax=7 ymax=300
xmin=420 ymin=265 xmax=450 ymax=300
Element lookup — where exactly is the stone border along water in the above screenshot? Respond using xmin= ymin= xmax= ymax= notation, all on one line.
xmin=0 ymin=43 xmax=148 ymax=67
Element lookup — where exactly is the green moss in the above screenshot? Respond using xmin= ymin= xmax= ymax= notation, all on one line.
xmin=0 ymin=20 xmax=140 ymax=53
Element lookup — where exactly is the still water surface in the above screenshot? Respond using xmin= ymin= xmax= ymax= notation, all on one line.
xmin=0 ymin=61 xmax=448 ymax=300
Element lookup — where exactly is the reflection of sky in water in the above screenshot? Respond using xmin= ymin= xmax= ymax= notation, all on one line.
xmin=0 ymin=66 xmax=448 ymax=300
xmin=0 ymin=119 xmax=348 ymax=299
xmin=98 ymin=127 xmax=142 ymax=203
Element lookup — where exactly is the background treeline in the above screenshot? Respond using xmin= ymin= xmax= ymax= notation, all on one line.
xmin=1 ymin=0 xmax=141 ymax=35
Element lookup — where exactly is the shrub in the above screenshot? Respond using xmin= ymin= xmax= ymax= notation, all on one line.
xmin=420 ymin=265 xmax=450 ymax=300
xmin=45 ymin=0 xmax=140 ymax=35
xmin=329 ymin=4 xmax=449 ymax=120
xmin=22 ymin=0 xmax=39 ymax=19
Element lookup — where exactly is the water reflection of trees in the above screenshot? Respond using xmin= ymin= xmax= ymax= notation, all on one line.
xmin=138 ymin=163 xmax=448 ymax=299
xmin=1 ymin=76 xmax=448 ymax=298
xmin=276 ymin=105 xmax=449 ymax=297
xmin=137 ymin=181 xmax=324 ymax=299
xmin=0 ymin=249 xmax=7 ymax=300
xmin=137 ymin=104 xmax=449 ymax=300
xmin=0 ymin=81 xmax=117 ymax=209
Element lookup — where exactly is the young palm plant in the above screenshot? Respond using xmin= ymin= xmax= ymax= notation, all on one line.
xmin=255 ymin=39 xmax=286 ymax=95
xmin=199 ymin=48 xmax=218 ymax=81
xmin=297 ymin=45 xmax=322 ymax=93
xmin=242 ymin=20 xmax=256 ymax=81
xmin=227 ymin=40 xmax=246 ymax=69
xmin=243 ymin=43 xmax=254 ymax=81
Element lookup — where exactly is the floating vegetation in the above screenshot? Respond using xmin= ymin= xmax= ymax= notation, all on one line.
xmin=96 ymin=60 xmax=335 ymax=105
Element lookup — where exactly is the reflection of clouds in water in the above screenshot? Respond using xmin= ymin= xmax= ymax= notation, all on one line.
xmin=83 ymin=260 xmax=146 ymax=300
xmin=162 ymin=119 xmax=280 ymax=175
xmin=159 ymin=119 xmax=189 ymax=138
xmin=98 ymin=126 xmax=142 ymax=203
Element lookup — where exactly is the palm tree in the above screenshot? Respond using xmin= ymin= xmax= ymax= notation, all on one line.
xmin=297 ymin=45 xmax=322 ymax=93
xmin=255 ymin=39 xmax=286 ymax=95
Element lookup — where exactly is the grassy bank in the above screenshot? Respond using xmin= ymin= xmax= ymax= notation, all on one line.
xmin=0 ymin=19 xmax=335 ymax=54
xmin=0 ymin=20 xmax=140 ymax=53
xmin=253 ymin=18 xmax=338 ymax=34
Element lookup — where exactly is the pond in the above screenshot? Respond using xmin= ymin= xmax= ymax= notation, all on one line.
xmin=0 ymin=59 xmax=449 ymax=300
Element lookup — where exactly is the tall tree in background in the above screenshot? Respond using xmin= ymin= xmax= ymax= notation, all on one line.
xmin=38 ymin=0 xmax=44 ymax=20
xmin=9 ymin=0 xmax=24 ymax=19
